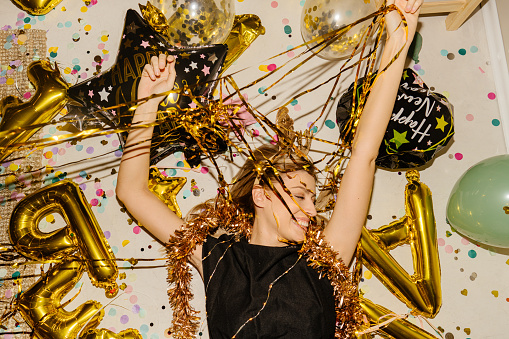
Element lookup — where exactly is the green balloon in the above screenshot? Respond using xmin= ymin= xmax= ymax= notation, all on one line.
xmin=447 ymin=154 xmax=509 ymax=248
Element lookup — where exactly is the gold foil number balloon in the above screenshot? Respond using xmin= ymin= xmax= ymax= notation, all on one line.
xmin=360 ymin=170 xmax=441 ymax=319
xmin=148 ymin=0 xmax=235 ymax=46
xmin=9 ymin=179 xmax=119 ymax=296
xmin=300 ymin=0 xmax=376 ymax=59
xmin=11 ymin=0 xmax=62 ymax=15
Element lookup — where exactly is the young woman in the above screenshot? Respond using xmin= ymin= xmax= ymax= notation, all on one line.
xmin=116 ymin=0 xmax=423 ymax=337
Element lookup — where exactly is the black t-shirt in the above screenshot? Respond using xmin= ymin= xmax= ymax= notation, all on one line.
xmin=202 ymin=234 xmax=336 ymax=338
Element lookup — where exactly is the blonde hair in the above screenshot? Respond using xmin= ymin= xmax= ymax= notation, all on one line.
xmin=186 ymin=143 xmax=316 ymax=222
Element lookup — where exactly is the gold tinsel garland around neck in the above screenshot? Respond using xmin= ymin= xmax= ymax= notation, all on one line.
xmin=165 ymin=195 xmax=363 ymax=338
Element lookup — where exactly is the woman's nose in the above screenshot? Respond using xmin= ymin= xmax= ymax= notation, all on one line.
xmin=305 ymin=200 xmax=317 ymax=217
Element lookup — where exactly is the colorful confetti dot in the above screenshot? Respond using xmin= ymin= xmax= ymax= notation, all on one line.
xmin=271 ymin=1 xmax=278 ymax=8
xmin=488 ymin=92 xmax=496 ymax=100
xmin=133 ymin=226 xmax=141 ymax=234
xmin=468 ymin=250 xmax=477 ymax=258
xmin=470 ymin=46 xmax=478 ymax=53
xmin=466 ymin=114 xmax=474 ymax=121
xmin=492 ymin=119 xmax=500 ymax=126
xmin=458 ymin=48 xmax=466 ymax=55
xmin=454 ymin=153 xmax=463 ymax=160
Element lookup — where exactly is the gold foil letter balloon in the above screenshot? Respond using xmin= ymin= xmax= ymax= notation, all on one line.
xmin=9 ymin=180 xmax=118 ymax=296
xmin=0 ymin=60 xmax=69 ymax=162
xmin=11 ymin=0 xmax=62 ymax=15
xmin=147 ymin=0 xmax=235 ymax=46
xmin=18 ymin=256 xmax=104 ymax=339
xmin=300 ymin=0 xmax=376 ymax=59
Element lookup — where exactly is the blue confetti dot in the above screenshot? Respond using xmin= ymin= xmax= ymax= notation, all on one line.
xmin=108 ymin=308 xmax=117 ymax=316
xmin=57 ymin=22 xmax=63 ymax=28
xmin=290 ymin=99 xmax=298 ymax=106
xmin=418 ymin=69 xmax=425 ymax=76
xmin=38 ymin=15 xmax=46 ymax=21
xmin=440 ymin=49 xmax=448 ymax=56
xmin=166 ymin=168 xmax=177 ymax=176
xmin=492 ymin=119 xmax=500 ymax=126
xmin=150 ymin=334 xmax=159 ymax=339
xmin=65 ymin=21 xmax=72 ymax=28
xmin=111 ymin=246 xmax=118 ymax=254
xmin=284 ymin=25 xmax=292 ymax=34
xmin=72 ymin=58 xmax=80 ymax=64
xmin=468 ymin=249 xmax=477 ymax=258
xmin=258 ymin=86 xmax=267 ymax=94
xmin=470 ymin=46 xmax=478 ymax=53
xmin=458 ymin=48 xmax=467 ymax=55
xmin=140 ymin=325 xmax=149 ymax=333
xmin=76 ymin=145 xmax=83 ymax=151
xmin=79 ymin=170 xmax=87 ymax=178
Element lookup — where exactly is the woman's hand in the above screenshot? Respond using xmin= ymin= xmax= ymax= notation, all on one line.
xmin=385 ymin=0 xmax=423 ymax=44
xmin=138 ymin=54 xmax=177 ymax=106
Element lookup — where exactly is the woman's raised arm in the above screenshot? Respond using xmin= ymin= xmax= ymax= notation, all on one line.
xmin=323 ymin=0 xmax=423 ymax=264
xmin=116 ymin=54 xmax=203 ymax=269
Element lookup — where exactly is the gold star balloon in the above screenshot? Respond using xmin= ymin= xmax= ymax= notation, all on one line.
xmin=148 ymin=167 xmax=187 ymax=218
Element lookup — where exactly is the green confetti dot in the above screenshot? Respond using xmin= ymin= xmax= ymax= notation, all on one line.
xmin=470 ymin=46 xmax=478 ymax=53
xmin=324 ymin=119 xmax=336 ymax=129
xmin=458 ymin=48 xmax=467 ymax=55
xmin=468 ymin=250 xmax=477 ymax=258
xmin=284 ymin=25 xmax=292 ymax=34
xmin=492 ymin=119 xmax=500 ymax=126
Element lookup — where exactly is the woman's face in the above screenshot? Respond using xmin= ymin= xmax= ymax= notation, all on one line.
xmin=261 ymin=170 xmax=317 ymax=244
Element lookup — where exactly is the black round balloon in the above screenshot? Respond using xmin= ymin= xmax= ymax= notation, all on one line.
xmin=66 ymin=9 xmax=228 ymax=167
xmin=336 ymin=68 xmax=454 ymax=169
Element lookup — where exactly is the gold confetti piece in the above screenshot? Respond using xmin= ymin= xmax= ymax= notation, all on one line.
xmin=121 ymin=240 xmax=130 ymax=247
xmin=464 ymin=328 xmax=471 ymax=335
xmin=491 ymin=290 xmax=499 ymax=297
xmin=119 ymin=282 xmax=127 ymax=290
xmin=460 ymin=289 xmax=468 ymax=296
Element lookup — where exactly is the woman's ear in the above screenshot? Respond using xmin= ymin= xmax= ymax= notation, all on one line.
xmin=252 ymin=185 xmax=269 ymax=208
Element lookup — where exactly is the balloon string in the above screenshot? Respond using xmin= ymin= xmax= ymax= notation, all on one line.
xmin=416 ymin=315 xmax=445 ymax=339
xmin=356 ymin=312 xmax=409 ymax=335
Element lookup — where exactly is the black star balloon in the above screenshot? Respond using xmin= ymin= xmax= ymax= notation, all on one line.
xmin=66 ymin=9 xmax=228 ymax=166
xmin=336 ymin=68 xmax=454 ymax=169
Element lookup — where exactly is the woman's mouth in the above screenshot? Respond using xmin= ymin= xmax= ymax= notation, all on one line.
xmin=292 ymin=219 xmax=309 ymax=231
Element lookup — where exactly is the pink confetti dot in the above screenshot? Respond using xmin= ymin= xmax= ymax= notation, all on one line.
xmin=466 ymin=114 xmax=474 ymax=121
xmin=252 ymin=129 xmax=260 ymax=137
xmin=124 ymin=285 xmax=133 ymax=293
xmin=129 ymin=295 xmax=138 ymax=304
xmin=98 ymin=43 xmax=105 ymax=49
xmin=106 ymin=189 xmax=114 ymax=197
xmin=75 ymin=176 xmax=83 ymax=183
xmin=287 ymin=51 xmax=295 ymax=58
xmin=96 ymin=189 xmax=104 ymax=196
xmin=454 ymin=153 xmax=463 ymax=160
xmin=201 ymin=166 xmax=209 ymax=174
xmin=66 ymin=142 xmax=73 ymax=148
xmin=461 ymin=238 xmax=470 ymax=245
xmin=90 ymin=199 xmax=99 ymax=206
xmin=5 ymin=289 xmax=12 ymax=298
xmin=445 ymin=245 xmax=453 ymax=253
xmin=267 ymin=63 xmax=277 ymax=71
xmin=17 ymin=12 xmax=25 ymax=18
xmin=133 ymin=226 xmax=141 ymax=234
xmin=294 ymin=104 xmax=301 ymax=111
xmin=488 ymin=92 xmax=496 ymax=100
xmin=48 ymin=159 xmax=56 ymax=166
xmin=94 ymin=182 xmax=101 ymax=189
xmin=112 ymin=140 xmax=120 ymax=147
xmin=437 ymin=238 xmax=445 ymax=246
xmin=23 ymin=92 xmax=31 ymax=99
xmin=271 ymin=1 xmax=278 ymax=8
xmin=282 ymin=18 xmax=289 ymax=25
